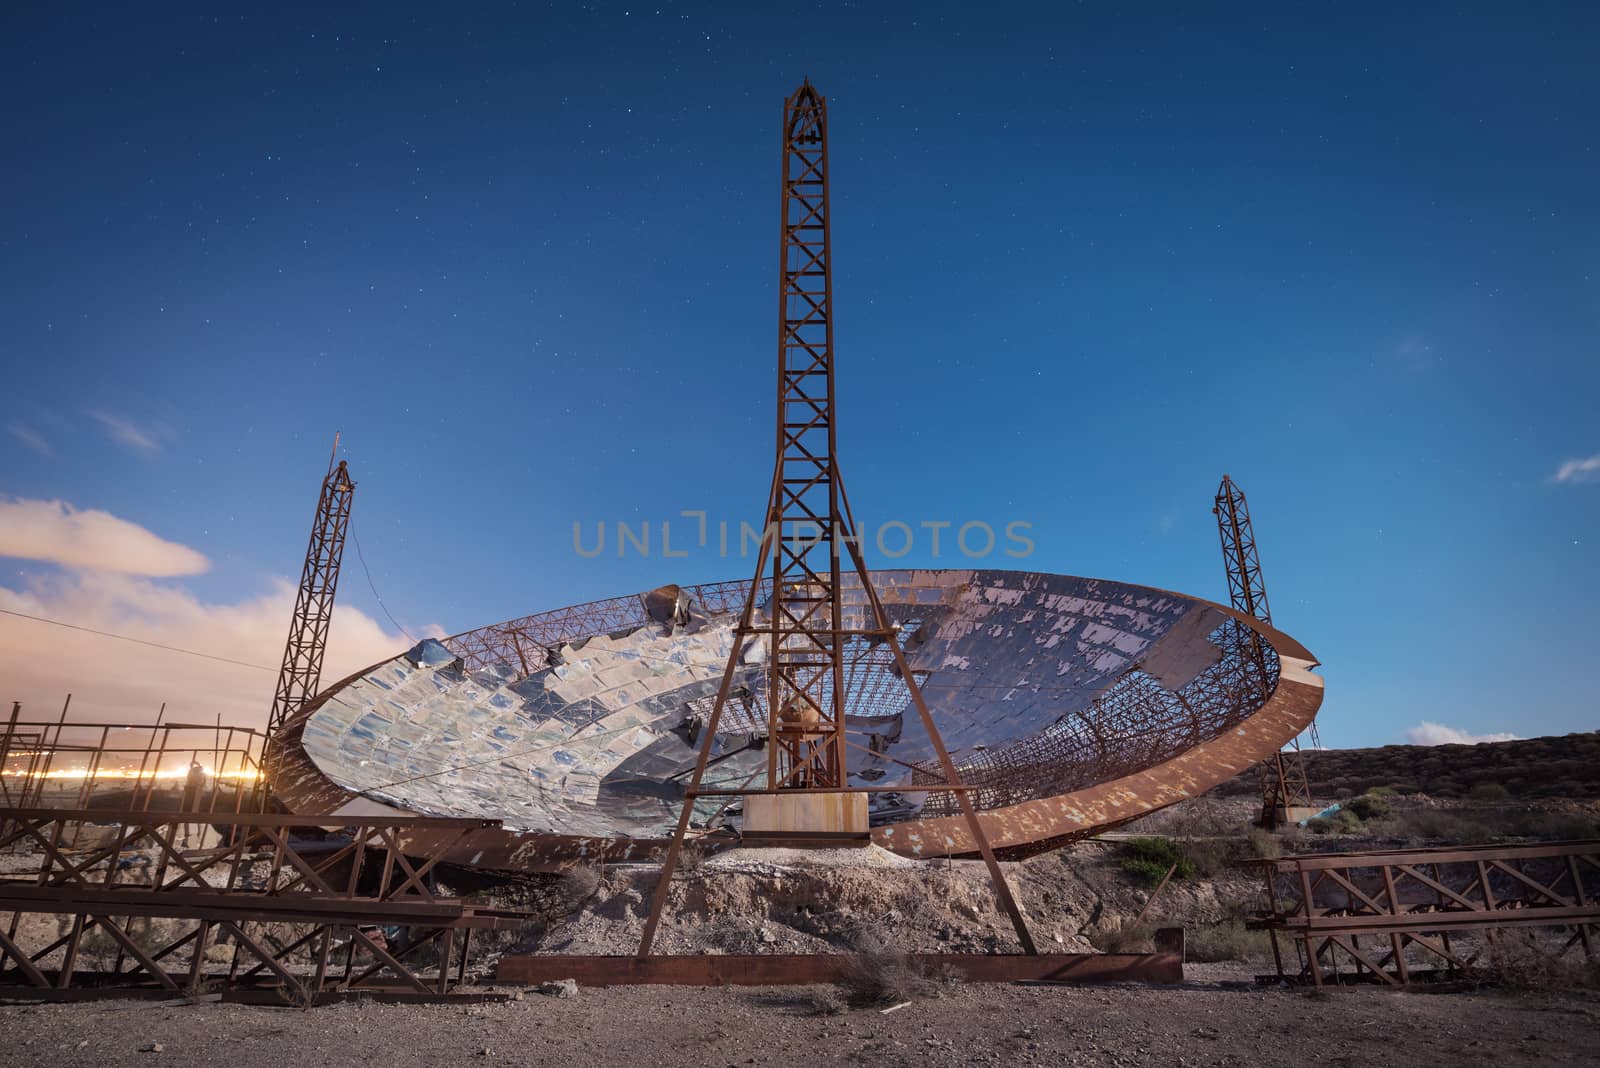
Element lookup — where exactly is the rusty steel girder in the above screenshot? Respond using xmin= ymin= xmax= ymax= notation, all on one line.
xmin=1252 ymin=841 xmax=1600 ymax=987
xmin=0 ymin=807 xmax=532 ymax=1001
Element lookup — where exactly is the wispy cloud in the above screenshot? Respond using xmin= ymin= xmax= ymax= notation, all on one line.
xmin=89 ymin=410 xmax=163 ymax=453
xmin=1552 ymin=454 xmax=1600 ymax=485
xmin=8 ymin=423 xmax=52 ymax=457
xmin=0 ymin=496 xmax=425 ymax=727
xmin=1405 ymin=721 xmax=1520 ymax=746
xmin=0 ymin=570 xmax=410 ymax=728
xmin=0 ymin=497 xmax=209 ymax=576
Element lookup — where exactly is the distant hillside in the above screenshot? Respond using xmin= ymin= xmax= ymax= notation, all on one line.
xmin=1212 ymin=731 xmax=1600 ymax=801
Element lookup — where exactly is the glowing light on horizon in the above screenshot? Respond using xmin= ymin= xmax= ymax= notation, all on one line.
xmin=0 ymin=765 xmax=262 ymax=782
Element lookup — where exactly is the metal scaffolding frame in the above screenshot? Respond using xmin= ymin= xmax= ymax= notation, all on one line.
xmin=0 ymin=808 xmax=529 ymax=1001
xmin=1 ymin=705 xmax=266 ymax=847
xmin=1252 ymin=840 xmax=1600 ymax=987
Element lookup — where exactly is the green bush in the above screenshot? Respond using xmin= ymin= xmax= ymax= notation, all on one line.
xmin=1468 ymin=782 xmax=1512 ymax=801
xmin=1332 ymin=809 xmax=1364 ymax=833
xmin=1368 ymin=786 xmax=1399 ymax=798
xmin=1116 ymin=837 xmax=1196 ymax=886
xmin=1305 ymin=817 xmax=1333 ymax=835
xmin=1344 ymin=794 xmax=1394 ymax=821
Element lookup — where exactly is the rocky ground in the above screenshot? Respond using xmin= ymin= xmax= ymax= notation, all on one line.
xmin=474 ymin=826 xmax=1266 ymax=963
xmin=3 ymin=974 xmax=1597 ymax=1067
xmin=6 ymin=792 xmax=1598 ymax=1065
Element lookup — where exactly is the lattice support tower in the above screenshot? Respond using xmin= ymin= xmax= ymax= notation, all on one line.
xmin=264 ymin=452 xmax=355 ymax=787
xmin=1214 ymin=474 xmax=1317 ymax=826
xmin=637 ymin=82 xmax=1036 ymax=956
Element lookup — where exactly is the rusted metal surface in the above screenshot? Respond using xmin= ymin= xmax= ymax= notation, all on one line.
xmin=496 ymin=948 xmax=1183 ymax=987
xmin=764 ymin=81 xmax=851 ymax=793
xmin=1251 ymin=840 xmax=1600 ymax=987
xmin=264 ymin=455 xmax=355 ymax=783
xmin=0 ymin=807 xmax=531 ymax=1002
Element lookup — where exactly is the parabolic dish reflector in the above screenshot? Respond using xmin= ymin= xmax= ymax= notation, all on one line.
xmin=273 ymin=569 xmax=1321 ymax=870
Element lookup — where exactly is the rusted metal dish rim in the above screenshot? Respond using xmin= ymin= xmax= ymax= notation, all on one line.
xmin=870 ymin=595 xmax=1321 ymax=857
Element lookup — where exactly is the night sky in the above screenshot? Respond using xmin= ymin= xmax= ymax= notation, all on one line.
xmin=2 ymin=3 xmax=1596 ymax=745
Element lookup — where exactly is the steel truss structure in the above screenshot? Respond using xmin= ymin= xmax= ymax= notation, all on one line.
xmin=1252 ymin=840 xmax=1600 ymax=987
xmin=1214 ymin=474 xmax=1317 ymax=826
xmin=0 ymin=808 xmax=530 ymax=1001
xmin=634 ymin=82 xmax=1036 ymax=956
xmin=265 ymin=456 xmax=356 ymax=780
xmin=765 ymin=81 xmax=850 ymax=791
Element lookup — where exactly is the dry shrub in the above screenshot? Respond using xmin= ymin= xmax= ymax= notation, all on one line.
xmin=1183 ymin=920 xmax=1273 ymax=963
xmin=1152 ymin=803 xmax=1246 ymax=839
xmin=1497 ymin=810 xmax=1599 ymax=841
xmin=1377 ymin=807 xmax=1599 ymax=847
xmin=1087 ymin=923 xmax=1155 ymax=954
xmin=1246 ymin=827 xmax=1282 ymax=859
xmin=524 ymin=862 xmax=604 ymax=930
xmin=808 ymin=986 xmax=848 ymax=1016
xmin=554 ymin=863 xmax=602 ymax=911
xmin=676 ymin=840 xmax=709 ymax=873
xmin=1473 ymin=931 xmax=1600 ymax=991
xmin=837 ymin=935 xmax=934 ymax=1007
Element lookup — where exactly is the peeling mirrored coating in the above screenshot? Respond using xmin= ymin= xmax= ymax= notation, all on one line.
xmin=301 ymin=570 xmax=1278 ymax=838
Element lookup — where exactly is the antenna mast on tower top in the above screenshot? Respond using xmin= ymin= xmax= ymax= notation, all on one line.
xmin=263 ymin=442 xmax=355 ymax=789
xmin=1213 ymin=474 xmax=1318 ymax=827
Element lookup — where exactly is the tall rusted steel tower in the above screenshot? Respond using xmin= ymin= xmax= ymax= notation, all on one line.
xmin=638 ymin=82 xmax=1035 ymax=956
xmin=263 ymin=449 xmax=355 ymax=787
xmin=765 ymin=81 xmax=851 ymax=793
xmin=1214 ymin=474 xmax=1316 ymax=826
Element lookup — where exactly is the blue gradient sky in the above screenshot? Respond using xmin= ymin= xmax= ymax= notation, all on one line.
xmin=2 ymin=3 xmax=1596 ymax=745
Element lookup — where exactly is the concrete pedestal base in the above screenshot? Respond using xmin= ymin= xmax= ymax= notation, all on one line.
xmin=740 ymin=791 xmax=870 ymax=847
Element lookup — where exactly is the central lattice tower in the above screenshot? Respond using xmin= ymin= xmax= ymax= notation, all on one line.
xmin=637 ymin=82 xmax=1036 ymax=957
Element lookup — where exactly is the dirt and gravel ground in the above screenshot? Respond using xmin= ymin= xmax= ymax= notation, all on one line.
xmin=7 ymin=794 xmax=1598 ymax=1064
xmin=3 ymin=972 xmax=1598 ymax=1067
